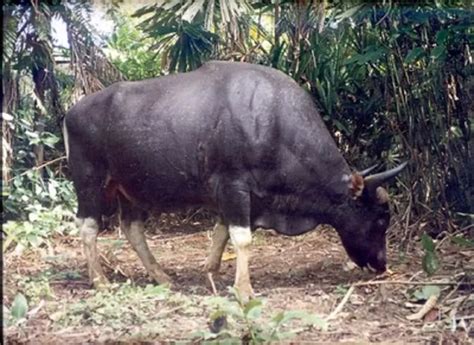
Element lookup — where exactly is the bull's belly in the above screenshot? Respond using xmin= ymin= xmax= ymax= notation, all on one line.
xmin=252 ymin=212 xmax=319 ymax=235
xmin=104 ymin=172 xmax=212 ymax=212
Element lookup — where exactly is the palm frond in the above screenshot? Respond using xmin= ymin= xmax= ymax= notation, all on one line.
xmin=57 ymin=2 xmax=124 ymax=98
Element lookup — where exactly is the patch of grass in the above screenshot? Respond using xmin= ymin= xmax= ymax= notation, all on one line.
xmin=252 ymin=230 xmax=268 ymax=246
xmin=97 ymin=238 xmax=127 ymax=248
xmin=23 ymin=279 xmax=328 ymax=342
xmin=53 ymin=282 xmax=193 ymax=336
xmin=333 ymin=284 xmax=349 ymax=296
xmin=16 ymin=274 xmax=54 ymax=305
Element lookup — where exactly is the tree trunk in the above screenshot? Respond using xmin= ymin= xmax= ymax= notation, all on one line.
xmin=314 ymin=0 xmax=326 ymax=33
xmin=274 ymin=0 xmax=280 ymax=47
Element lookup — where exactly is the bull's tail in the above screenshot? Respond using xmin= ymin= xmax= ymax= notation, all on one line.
xmin=62 ymin=119 xmax=70 ymax=161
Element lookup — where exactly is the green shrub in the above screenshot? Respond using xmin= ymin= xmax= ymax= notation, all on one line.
xmin=3 ymin=203 xmax=77 ymax=253
xmin=194 ymin=288 xmax=327 ymax=343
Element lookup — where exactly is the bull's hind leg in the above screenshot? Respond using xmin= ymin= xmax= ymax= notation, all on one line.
xmin=204 ymin=220 xmax=230 ymax=294
xmin=69 ymin=155 xmax=110 ymax=288
xmin=119 ymin=199 xmax=171 ymax=285
xmin=77 ymin=217 xmax=109 ymax=288
xmin=204 ymin=220 xmax=230 ymax=273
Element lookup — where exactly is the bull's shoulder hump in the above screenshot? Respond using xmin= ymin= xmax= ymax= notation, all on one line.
xmin=67 ymin=81 xmax=124 ymax=111
xmin=201 ymin=60 xmax=297 ymax=83
xmin=65 ymin=81 xmax=130 ymax=128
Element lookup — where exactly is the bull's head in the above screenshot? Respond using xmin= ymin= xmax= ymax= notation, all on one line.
xmin=336 ymin=162 xmax=407 ymax=273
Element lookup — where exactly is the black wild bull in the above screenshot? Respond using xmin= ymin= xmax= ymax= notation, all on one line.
xmin=64 ymin=61 xmax=406 ymax=299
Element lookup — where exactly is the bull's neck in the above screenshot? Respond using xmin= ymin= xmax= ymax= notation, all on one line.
xmin=323 ymin=198 xmax=354 ymax=236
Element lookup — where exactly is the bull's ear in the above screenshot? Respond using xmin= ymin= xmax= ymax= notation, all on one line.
xmin=374 ymin=186 xmax=390 ymax=204
xmin=348 ymin=173 xmax=364 ymax=199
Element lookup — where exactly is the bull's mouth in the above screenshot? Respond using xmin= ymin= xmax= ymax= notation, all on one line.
xmin=366 ymin=263 xmax=377 ymax=273
xmin=363 ymin=262 xmax=386 ymax=274
xmin=353 ymin=259 xmax=386 ymax=274
xmin=347 ymin=252 xmax=386 ymax=274
xmin=367 ymin=263 xmax=385 ymax=274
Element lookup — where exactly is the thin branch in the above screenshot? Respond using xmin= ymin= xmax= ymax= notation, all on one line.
xmin=324 ymin=278 xmax=467 ymax=321
xmin=352 ymin=280 xmax=469 ymax=287
xmin=8 ymin=155 xmax=67 ymax=182
xmin=325 ymin=285 xmax=355 ymax=321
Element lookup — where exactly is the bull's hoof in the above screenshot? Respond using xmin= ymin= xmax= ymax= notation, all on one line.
xmin=233 ymin=284 xmax=255 ymax=304
xmin=92 ymin=275 xmax=110 ymax=290
xmin=150 ymin=269 xmax=172 ymax=287
xmin=203 ymin=258 xmax=221 ymax=274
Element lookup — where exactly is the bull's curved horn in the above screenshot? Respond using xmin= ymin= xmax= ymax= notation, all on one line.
xmin=358 ymin=164 xmax=378 ymax=177
xmin=364 ymin=161 xmax=408 ymax=187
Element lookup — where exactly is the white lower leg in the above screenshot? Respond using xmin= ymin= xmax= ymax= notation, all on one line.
xmin=79 ymin=217 xmax=108 ymax=286
xmin=229 ymin=225 xmax=253 ymax=299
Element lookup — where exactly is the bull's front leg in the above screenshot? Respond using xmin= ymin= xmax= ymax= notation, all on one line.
xmin=215 ymin=180 xmax=254 ymax=300
xmin=78 ymin=217 xmax=109 ymax=288
xmin=229 ymin=225 xmax=254 ymax=301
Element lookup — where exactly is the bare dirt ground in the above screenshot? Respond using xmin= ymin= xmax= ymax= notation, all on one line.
xmin=3 ymin=214 xmax=473 ymax=344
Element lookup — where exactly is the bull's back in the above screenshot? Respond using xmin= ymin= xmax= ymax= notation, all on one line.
xmin=65 ymin=61 xmax=340 ymax=211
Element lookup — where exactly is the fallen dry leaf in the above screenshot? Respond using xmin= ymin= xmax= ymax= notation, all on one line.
xmin=407 ymin=294 xmax=439 ymax=321
xmin=222 ymin=252 xmax=237 ymax=261
xmin=423 ymin=307 xmax=439 ymax=322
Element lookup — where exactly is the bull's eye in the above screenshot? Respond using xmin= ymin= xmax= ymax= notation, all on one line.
xmin=376 ymin=219 xmax=386 ymax=228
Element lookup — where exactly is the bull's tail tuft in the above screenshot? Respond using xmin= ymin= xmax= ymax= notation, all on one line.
xmin=62 ymin=119 xmax=70 ymax=161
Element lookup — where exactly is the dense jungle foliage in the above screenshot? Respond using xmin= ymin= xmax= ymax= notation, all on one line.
xmin=2 ymin=0 xmax=473 ymax=253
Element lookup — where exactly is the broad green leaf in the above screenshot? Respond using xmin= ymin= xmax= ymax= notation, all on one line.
xmin=243 ymin=298 xmax=262 ymax=319
xmin=413 ymin=285 xmax=441 ymax=301
xmin=276 ymin=310 xmax=309 ymax=325
xmin=11 ymin=293 xmax=28 ymax=320
xmin=431 ymin=45 xmax=446 ymax=61
xmin=336 ymin=5 xmax=364 ymax=21
xmin=451 ymin=235 xmax=474 ymax=248
xmin=405 ymin=47 xmax=424 ymax=64
xmin=210 ymin=309 xmax=227 ymax=321
xmin=48 ymin=182 xmax=57 ymax=200
xmin=25 ymin=130 xmax=39 ymax=139
xmin=43 ymin=134 xmax=60 ymax=148
xmin=3 ymin=231 xmax=17 ymax=253
xmin=421 ymin=233 xmax=435 ymax=252
xmin=436 ymin=29 xmax=449 ymax=45
xmin=143 ymin=284 xmax=169 ymax=297
xmin=422 ymin=251 xmax=440 ymax=276
xmin=132 ymin=5 xmax=158 ymax=18
xmin=300 ymin=314 xmax=328 ymax=330
xmin=333 ymin=119 xmax=350 ymax=135
xmin=272 ymin=311 xmax=285 ymax=324
xmin=449 ymin=126 xmax=463 ymax=138
xmin=28 ymin=211 xmax=39 ymax=222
